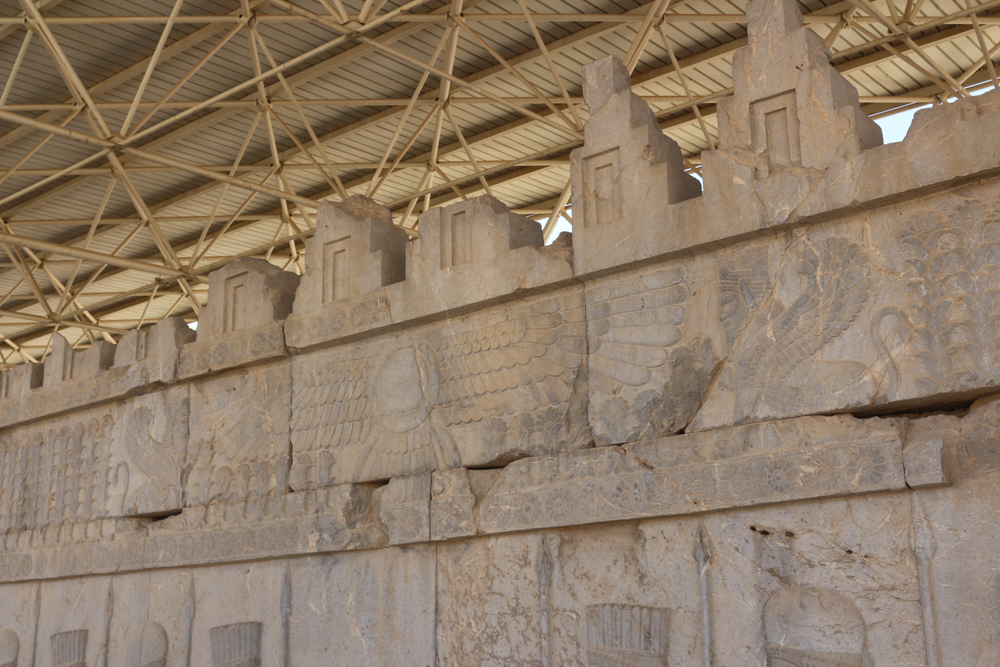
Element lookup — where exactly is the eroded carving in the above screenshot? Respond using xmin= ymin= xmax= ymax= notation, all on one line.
xmin=209 ymin=622 xmax=261 ymax=667
xmin=588 ymin=265 xmax=718 ymax=444
xmin=719 ymin=246 xmax=772 ymax=346
xmin=898 ymin=199 xmax=1000 ymax=393
xmin=126 ymin=623 xmax=168 ymax=667
xmin=763 ymin=587 xmax=872 ymax=667
xmin=186 ymin=364 xmax=290 ymax=506
xmin=0 ymin=629 xmax=17 ymax=667
xmin=586 ymin=604 xmax=668 ymax=666
xmin=50 ymin=629 xmax=87 ymax=667
xmin=290 ymin=289 xmax=588 ymax=485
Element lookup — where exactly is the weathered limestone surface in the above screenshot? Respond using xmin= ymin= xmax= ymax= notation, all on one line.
xmin=3 ymin=0 xmax=1000 ymax=664
xmin=179 ymin=258 xmax=299 ymax=378
xmin=289 ymin=287 xmax=589 ymax=487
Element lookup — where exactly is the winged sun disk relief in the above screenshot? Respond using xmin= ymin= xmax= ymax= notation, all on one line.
xmin=291 ymin=294 xmax=586 ymax=482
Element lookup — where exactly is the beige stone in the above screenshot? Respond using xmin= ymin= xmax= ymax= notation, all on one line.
xmin=285 ymin=195 xmax=406 ymax=352
xmin=179 ymin=258 xmax=298 ymax=379
xmin=692 ymin=180 xmax=1000 ymax=431
xmin=478 ymin=413 xmax=907 ymax=534
xmin=569 ymin=54 xmax=701 ymax=276
xmin=185 ymin=362 xmax=290 ymax=506
xmin=289 ymin=287 xmax=589 ymax=486
xmin=2 ymin=0 xmax=1000 ymax=663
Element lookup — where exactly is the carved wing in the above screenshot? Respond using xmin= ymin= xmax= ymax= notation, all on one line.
xmin=429 ymin=294 xmax=586 ymax=425
xmin=121 ymin=407 xmax=170 ymax=479
xmin=588 ymin=270 xmax=688 ymax=395
xmin=198 ymin=369 xmax=291 ymax=464
xmin=735 ymin=237 xmax=871 ymax=391
xmin=290 ymin=355 xmax=376 ymax=454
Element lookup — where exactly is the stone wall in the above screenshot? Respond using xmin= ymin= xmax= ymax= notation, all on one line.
xmin=3 ymin=0 xmax=1000 ymax=664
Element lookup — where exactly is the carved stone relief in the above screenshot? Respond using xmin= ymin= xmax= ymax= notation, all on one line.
xmin=126 ymin=623 xmax=167 ymax=667
xmin=0 ymin=386 xmax=188 ymax=532
xmin=186 ymin=362 xmax=290 ymax=506
xmin=0 ymin=629 xmax=17 ymax=667
xmin=290 ymin=288 xmax=589 ymax=486
xmin=586 ymin=260 xmax=719 ymax=445
xmin=209 ymin=622 xmax=261 ymax=667
xmin=763 ymin=587 xmax=872 ymax=667
xmin=586 ymin=604 xmax=668 ymax=666
xmin=2 ymin=2 xmax=1000 ymax=665
xmin=694 ymin=183 xmax=1000 ymax=431
xmin=50 ymin=630 xmax=87 ymax=667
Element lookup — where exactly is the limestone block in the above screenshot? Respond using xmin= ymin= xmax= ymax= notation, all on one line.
xmin=703 ymin=0 xmax=882 ymax=228
xmin=289 ymin=287 xmax=589 ymax=486
xmin=185 ymin=361 xmax=291 ymax=506
xmin=0 ymin=319 xmax=193 ymax=428
xmin=479 ymin=413 xmax=906 ymax=534
xmin=106 ymin=386 xmax=190 ymax=517
xmin=285 ymin=195 xmax=406 ymax=351
xmin=903 ymin=420 xmax=959 ymax=489
xmin=390 ymin=195 xmax=573 ymax=321
xmin=376 ymin=473 xmax=431 ymax=545
xmin=909 ymin=395 xmax=1000 ymax=665
xmin=439 ymin=493 xmax=924 ymax=666
xmin=0 ymin=387 xmax=188 ymax=534
xmin=0 ymin=362 xmax=41 ymax=426
xmin=35 ymin=576 xmax=110 ymax=667
xmin=187 ymin=561 xmax=285 ymax=666
xmin=585 ymin=256 xmax=722 ymax=445
xmin=431 ymin=468 xmax=477 ymax=541
xmin=857 ymin=88 xmax=1000 ymax=206
xmin=289 ymin=547 xmax=435 ymax=667
xmin=179 ymin=258 xmax=299 ymax=378
xmin=693 ymin=180 xmax=1000 ymax=430
xmin=42 ymin=332 xmax=115 ymax=390
xmin=0 ymin=483 xmax=384 ymax=582
xmin=0 ymin=583 xmax=35 ymax=667
xmin=106 ymin=569 xmax=193 ymax=667
xmin=569 ymin=54 xmax=701 ymax=276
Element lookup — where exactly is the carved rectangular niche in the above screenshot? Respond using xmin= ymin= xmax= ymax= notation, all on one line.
xmin=440 ymin=210 xmax=473 ymax=269
xmin=223 ymin=271 xmax=249 ymax=333
xmin=751 ymin=90 xmax=801 ymax=173
xmin=322 ymin=237 xmax=350 ymax=304
xmin=583 ymin=148 xmax=622 ymax=228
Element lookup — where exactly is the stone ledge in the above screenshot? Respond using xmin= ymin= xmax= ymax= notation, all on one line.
xmin=0 ymin=409 xmax=953 ymax=582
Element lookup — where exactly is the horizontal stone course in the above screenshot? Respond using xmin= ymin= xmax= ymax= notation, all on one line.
xmin=2 ymin=0 xmax=1000 ymax=663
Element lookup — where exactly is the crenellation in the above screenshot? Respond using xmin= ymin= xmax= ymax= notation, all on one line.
xmin=390 ymin=195 xmax=574 ymax=321
xmin=178 ymin=258 xmax=299 ymax=379
xmin=4 ymin=1 xmax=1000 ymax=664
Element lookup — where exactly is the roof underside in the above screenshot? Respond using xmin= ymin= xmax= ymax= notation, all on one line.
xmin=0 ymin=0 xmax=997 ymax=364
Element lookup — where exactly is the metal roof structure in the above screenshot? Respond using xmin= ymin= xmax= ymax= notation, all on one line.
xmin=0 ymin=0 xmax=997 ymax=366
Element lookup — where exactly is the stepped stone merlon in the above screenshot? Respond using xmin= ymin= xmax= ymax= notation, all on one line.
xmin=293 ymin=194 xmax=407 ymax=316
xmin=717 ymin=0 xmax=882 ymax=175
xmin=112 ymin=317 xmax=194 ymax=369
xmin=570 ymin=54 xmax=701 ymax=231
xmin=194 ymin=258 xmax=300 ymax=343
xmin=391 ymin=195 xmax=571 ymax=318
xmin=179 ymin=258 xmax=299 ymax=378
xmin=42 ymin=332 xmax=114 ymax=388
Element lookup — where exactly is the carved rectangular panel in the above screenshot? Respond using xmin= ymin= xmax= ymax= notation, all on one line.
xmin=322 ymin=237 xmax=350 ymax=304
xmin=587 ymin=604 xmax=668 ymax=666
xmin=440 ymin=210 xmax=472 ymax=269
xmin=751 ymin=90 xmax=801 ymax=172
xmin=223 ymin=272 xmax=249 ymax=333
xmin=583 ymin=148 xmax=622 ymax=228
